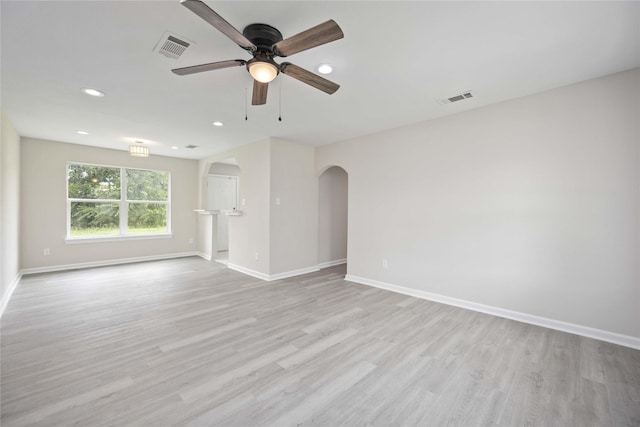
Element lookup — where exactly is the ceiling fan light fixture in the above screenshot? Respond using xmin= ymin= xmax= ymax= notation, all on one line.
xmin=248 ymin=60 xmax=279 ymax=83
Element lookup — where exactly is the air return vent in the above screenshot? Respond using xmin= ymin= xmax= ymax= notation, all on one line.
xmin=438 ymin=91 xmax=474 ymax=105
xmin=154 ymin=32 xmax=191 ymax=59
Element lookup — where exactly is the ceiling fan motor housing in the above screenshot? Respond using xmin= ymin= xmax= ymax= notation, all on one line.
xmin=243 ymin=23 xmax=283 ymax=52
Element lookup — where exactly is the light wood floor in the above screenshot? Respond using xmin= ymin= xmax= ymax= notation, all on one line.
xmin=1 ymin=257 xmax=639 ymax=426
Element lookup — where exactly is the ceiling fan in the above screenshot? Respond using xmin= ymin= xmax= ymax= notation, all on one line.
xmin=172 ymin=0 xmax=344 ymax=105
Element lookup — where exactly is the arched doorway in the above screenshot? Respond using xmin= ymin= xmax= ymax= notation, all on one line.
xmin=318 ymin=166 xmax=348 ymax=272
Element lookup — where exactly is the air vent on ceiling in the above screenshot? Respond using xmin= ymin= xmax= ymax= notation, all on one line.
xmin=154 ymin=32 xmax=191 ymax=59
xmin=438 ymin=91 xmax=474 ymax=105
xmin=185 ymin=145 xmax=199 ymax=149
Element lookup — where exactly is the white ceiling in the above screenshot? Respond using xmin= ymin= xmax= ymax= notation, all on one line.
xmin=2 ymin=1 xmax=639 ymax=160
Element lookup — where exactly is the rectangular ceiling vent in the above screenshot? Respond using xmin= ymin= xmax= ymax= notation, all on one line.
xmin=438 ymin=91 xmax=474 ymax=105
xmin=154 ymin=32 xmax=191 ymax=59
xmin=185 ymin=145 xmax=199 ymax=149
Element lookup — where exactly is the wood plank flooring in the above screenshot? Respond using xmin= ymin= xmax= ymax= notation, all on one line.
xmin=1 ymin=257 xmax=639 ymax=426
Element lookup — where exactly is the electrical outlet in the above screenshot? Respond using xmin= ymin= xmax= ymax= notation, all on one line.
xmin=275 ymin=197 xmax=281 ymax=205
xmin=382 ymin=259 xmax=388 ymax=269
xmin=188 ymin=238 xmax=194 ymax=244
xmin=255 ymin=252 xmax=259 ymax=261
xmin=43 ymin=248 xmax=50 ymax=256
xmin=242 ymin=198 xmax=246 ymax=206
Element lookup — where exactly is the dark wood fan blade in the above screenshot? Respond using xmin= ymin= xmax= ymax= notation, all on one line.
xmin=273 ymin=20 xmax=343 ymax=57
xmin=172 ymin=60 xmax=246 ymax=76
xmin=280 ymin=63 xmax=339 ymax=94
xmin=181 ymin=0 xmax=256 ymax=51
xmin=252 ymin=80 xmax=268 ymax=105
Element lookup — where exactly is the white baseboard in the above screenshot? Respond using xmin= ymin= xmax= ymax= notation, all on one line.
xmin=227 ymin=263 xmax=270 ymax=281
xmin=345 ymin=274 xmax=640 ymax=350
xmin=228 ymin=263 xmax=319 ymax=282
xmin=318 ymin=258 xmax=347 ymax=269
xmin=269 ymin=265 xmax=320 ymax=281
xmin=21 ymin=252 xmax=200 ymax=275
xmin=0 ymin=272 xmax=22 ymax=318
xmin=197 ymin=252 xmax=212 ymax=261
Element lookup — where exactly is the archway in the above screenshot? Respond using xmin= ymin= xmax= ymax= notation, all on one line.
xmin=207 ymin=158 xmax=240 ymax=264
xmin=318 ymin=166 xmax=348 ymax=272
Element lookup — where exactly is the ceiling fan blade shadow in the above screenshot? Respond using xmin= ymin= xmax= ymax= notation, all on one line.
xmin=172 ymin=60 xmax=246 ymax=76
xmin=273 ymin=20 xmax=343 ymax=57
xmin=181 ymin=0 xmax=256 ymax=51
xmin=280 ymin=63 xmax=339 ymax=94
xmin=252 ymin=80 xmax=268 ymax=105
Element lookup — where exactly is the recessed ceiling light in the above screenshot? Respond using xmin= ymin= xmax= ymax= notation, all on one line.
xmin=76 ymin=130 xmax=89 ymax=135
xmin=212 ymin=121 xmax=223 ymax=127
xmin=317 ymin=64 xmax=333 ymax=75
xmin=81 ymin=88 xmax=105 ymax=97
xmin=171 ymin=146 xmax=179 ymax=150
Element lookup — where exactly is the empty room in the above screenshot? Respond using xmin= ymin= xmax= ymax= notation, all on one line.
xmin=1 ymin=1 xmax=639 ymax=425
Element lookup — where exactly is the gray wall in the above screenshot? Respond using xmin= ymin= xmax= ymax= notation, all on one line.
xmin=20 ymin=138 xmax=199 ymax=269
xmin=269 ymin=139 xmax=318 ymax=274
xmin=1 ymin=109 xmax=21 ymax=310
xmin=317 ymin=68 xmax=640 ymax=338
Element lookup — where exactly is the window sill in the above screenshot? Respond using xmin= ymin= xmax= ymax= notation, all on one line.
xmin=194 ymin=209 xmax=243 ymax=216
xmin=65 ymin=233 xmax=173 ymax=245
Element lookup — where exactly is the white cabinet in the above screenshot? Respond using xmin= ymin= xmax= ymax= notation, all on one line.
xmin=207 ymin=175 xmax=238 ymax=211
xmin=207 ymin=175 xmax=238 ymax=252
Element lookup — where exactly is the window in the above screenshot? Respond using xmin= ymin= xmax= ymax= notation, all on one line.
xmin=67 ymin=163 xmax=170 ymax=239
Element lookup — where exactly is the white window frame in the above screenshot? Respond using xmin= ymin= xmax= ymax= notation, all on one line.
xmin=66 ymin=162 xmax=172 ymax=243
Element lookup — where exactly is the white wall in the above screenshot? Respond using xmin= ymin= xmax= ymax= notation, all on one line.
xmin=197 ymin=213 xmax=214 ymax=259
xmin=318 ymin=166 xmax=348 ymax=265
xmin=269 ymin=139 xmax=318 ymax=274
xmin=1 ymin=109 xmax=21 ymax=311
xmin=20 ymin=138 xmax=199 ymax=269
xmin=209 ymin=163 xmax=240 ymax=176
xmin=317 ymin=68 xmax=640 ymax=339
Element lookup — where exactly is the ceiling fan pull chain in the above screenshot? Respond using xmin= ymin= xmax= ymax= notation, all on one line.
xmin=245 ymin=87 xmax=248 ymax=121
xmin=278 ymin=79 xmax=282 ymax=122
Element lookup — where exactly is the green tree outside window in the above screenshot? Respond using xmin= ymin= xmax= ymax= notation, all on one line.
xmin=67 ymin=163 xmax=170 ymax=238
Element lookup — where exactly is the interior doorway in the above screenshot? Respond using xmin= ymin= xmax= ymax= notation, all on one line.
xmin=207 ymin=159 xmax=240 ymax=264
xmin=318 ymin=166 xmax=348 ymax=271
